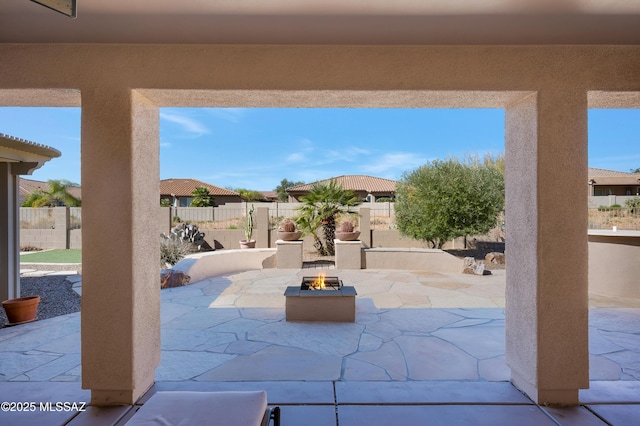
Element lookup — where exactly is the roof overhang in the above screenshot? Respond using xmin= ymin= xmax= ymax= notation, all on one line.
xmin=0 ymin=133 xmax=61 ymax=175
xmin=2 ymin=0 xmax=640 ymax=45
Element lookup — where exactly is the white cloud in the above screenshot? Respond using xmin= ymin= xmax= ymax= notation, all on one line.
xmin=208 ymin=108 xmax=248 ymax=123
xmin=160 ymin=112 xmax=209 ymax=136
xmin=361 ymin=152 xmax=428 ymax=174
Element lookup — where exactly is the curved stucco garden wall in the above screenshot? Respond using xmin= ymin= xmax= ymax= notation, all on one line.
xmin=588 ymin=230 xmax=640 ymax=299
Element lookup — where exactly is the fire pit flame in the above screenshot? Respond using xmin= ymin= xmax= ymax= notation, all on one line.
xmin=310 ymin=272 xmax=326 ymax=290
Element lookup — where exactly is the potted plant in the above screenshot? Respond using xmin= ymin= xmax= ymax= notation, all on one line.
xmin=335 ymin=220 xmax=361 ymax=241
xmin=2 ymin=295 xmax=40 ymax=325
xmin=277 ymin=220 xmax=303 ymax=241
xmin=240 ymin=205 xmax=256 ymax=248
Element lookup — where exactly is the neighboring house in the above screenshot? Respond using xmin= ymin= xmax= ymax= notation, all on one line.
xmin=286 ymin=175 xmax=397 ymax=202
xmin=588 ymin=168 xmax=640 ymax=197
xmin=160 ymin=178 xmax=242 ymax=207
xmin=259 ymin=191 xmax=280 ymax=202
xmin=19 ymin=177 xmax=82 ymax=205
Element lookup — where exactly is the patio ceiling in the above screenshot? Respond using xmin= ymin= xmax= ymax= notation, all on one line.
xmin=2 ymin=0 xmax=640 ymax=44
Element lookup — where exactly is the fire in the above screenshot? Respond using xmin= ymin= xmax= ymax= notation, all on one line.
xmin=310 ymin=272 xmax=326 ymax=290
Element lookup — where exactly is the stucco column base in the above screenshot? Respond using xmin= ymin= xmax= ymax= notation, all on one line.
xmin=276 ymin=240 xmax=303 ymax=269
xmin=335 ymin=239 xmax=362 ymax=269
xmin=90 ymin=377 xmax=154 ymax=406
xmin=511 ymin=370 xmax=579 ymax=407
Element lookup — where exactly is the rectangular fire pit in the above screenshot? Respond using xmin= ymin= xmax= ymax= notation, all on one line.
xmin=284 ymin=275 xmax=357 ymax=322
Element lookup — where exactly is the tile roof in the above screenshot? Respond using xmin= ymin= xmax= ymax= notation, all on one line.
xmin=588 ymin=168 xmax=640 ymax=185
xmin=287 ymin=175 xmax=397 ymax=194
xmin=19 ymin=178 xmax=82 ymax=199
xmin=588 ymin=168 xmax=639 ymax=178
xmin=160 ymin=178 xmax=240 ymax=197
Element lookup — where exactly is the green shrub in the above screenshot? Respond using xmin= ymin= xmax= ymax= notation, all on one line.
xmin=610 ymin=204 xmax=622 ymax=209
xmin=375 ymin=197 xmax=392 ymax=202
xmin=597 ymin=205 xmax=610 ymax=211
xmin=625 ymin=197 xmax=640 ymax=214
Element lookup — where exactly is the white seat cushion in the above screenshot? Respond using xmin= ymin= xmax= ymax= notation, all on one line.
xmin=126 ymin=391 xmax=268 ymax=425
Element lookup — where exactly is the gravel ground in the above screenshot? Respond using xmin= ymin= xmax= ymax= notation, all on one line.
xmin=0 ymin=276 xmax=81 ymax=328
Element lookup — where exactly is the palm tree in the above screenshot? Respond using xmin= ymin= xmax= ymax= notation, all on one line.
xmin=22 ymin=179 xmax=81 ymax=207
xmin=295 ymin=179 xmax=362 ymax=255
xmin=190 ymin=186 xmax=216 ymax=207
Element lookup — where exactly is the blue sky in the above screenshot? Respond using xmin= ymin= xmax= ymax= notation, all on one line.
xmin=0 ymin=107 xmax=638 ymax=190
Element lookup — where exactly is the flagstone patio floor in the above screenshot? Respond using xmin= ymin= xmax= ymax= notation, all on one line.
xmin=1 ymin=268 xmax=639 ymax=425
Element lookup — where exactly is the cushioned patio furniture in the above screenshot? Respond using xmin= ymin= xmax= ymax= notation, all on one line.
xmin=125 ymin=390 xmax=280 ymax=425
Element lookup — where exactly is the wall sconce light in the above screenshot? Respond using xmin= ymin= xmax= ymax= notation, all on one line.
xmin=588 ymin=179 xmax=596 ymax=186
xmin=30 ymin=0 xmax=77 ymax=18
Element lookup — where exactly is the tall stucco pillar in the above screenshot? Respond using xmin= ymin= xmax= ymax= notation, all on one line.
xmin=505 ymin=92 xmax=589 ymax=406
xmin=0 ymin=163 xmax=19 ymax=301
xmin=81 ymin=89 xmax=160 ymax=405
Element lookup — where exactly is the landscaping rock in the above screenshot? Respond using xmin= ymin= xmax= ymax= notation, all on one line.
xmin=161 ymin=270 xmax=191 ymax=289
xmin=462 ymin=257 xmax=486 ymax=276
xmin=485 ymin=252 xmax=506 ymax=265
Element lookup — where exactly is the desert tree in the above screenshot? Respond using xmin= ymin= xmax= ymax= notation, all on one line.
xmin=395 ymin=155 xmax=504 ymax=249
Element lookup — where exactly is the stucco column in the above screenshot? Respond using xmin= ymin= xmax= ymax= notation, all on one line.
xmin=505 ymin=92 xmax=589 ymax=405
xmin=81 ymin=89 xmax=160 ymax=405
xmin=0 ymin=163 xmax=19 ymax=301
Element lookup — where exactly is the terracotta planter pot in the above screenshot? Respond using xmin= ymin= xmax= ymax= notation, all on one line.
xmin=277 ymin=231 xmax=303 ymax=241
xmin=2 ymin=295 xmax=40 ymax=325
xmin=240 ymin=239 xmax=256 ymax=249
xmin=335 ymin=231 xmax=361 ymax=241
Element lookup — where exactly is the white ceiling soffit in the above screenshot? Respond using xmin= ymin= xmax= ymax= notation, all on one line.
xmin=2 ymin=0 xmax=640 ymax=44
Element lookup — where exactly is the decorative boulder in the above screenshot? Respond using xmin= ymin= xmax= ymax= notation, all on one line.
xmin=161 ymin=270 xmax=191 ymax=289
xmin=462 ymin=257 xmax=487 ymax=276
xmin=485 ymin=252 xmax=506 ymax=265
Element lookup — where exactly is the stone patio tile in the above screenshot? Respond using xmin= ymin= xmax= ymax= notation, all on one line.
xmin=445 ymin=307 xmax=505 ymax=319
xmin=586 ymin=404 xmax=640 ymax=426
xmin=348 ymin=341 xmax=408 ymax=380
xmin=394 ymin=336 xmax=478 ymax=380
xmin=589 ymin=327 xmax=625 ymax=355
xmin=355 ymin=298 xmax=383 ymax=314
xmin=234 ymin=294 xmax=286 ymax=308
xmin=418 ymin=280 xmax=471 ymax=290
xmin=360 ymin=293 xmax=404 ymax=309
xmin=358 ymin=333 xmax=383 ymax=352
xmin=35 ymin=331 xmax=81 ymax=354
xmin=432 ymin=325 xmax=505 ymax=359
xmin=160 ymin=302 xmax=195 ymax=325
xmin=478 ymin=356 xmax=510 ymax=381
xmin=194 ymin=346 xmax=342 ymax=381
xmin=223 ymin=340 xmax=271 ymax=355
xmin=168 ymin=295 xmax=218 ymax=307
xmin=445 ymin=318 xmax=493 ymax=328
xmin=580 ymin=381 xmax=640 ymax=403
xmin=65 ymin=275 xmax=83 ymax=284
xmin=600 ymin=351 xmax=640 ymax=380
xmin=161 ymin=328 xmax=236 ymax=351
xmin=160 ymin=286 xmax=204 ymax=300
xmin=247 ymin=321 xmax=364 ymax=357
xmin=238 ymin=307 xmax=285 ymax=322
xmin=589 ymin=355 xmax=622 ymax=380
xmin=541 ymin=406 xmax=607 ymax=426
xmin=0 ymin=381 xmax=89 ymax=403
xmin=396 ymin=293 xmax=431 ymax=307
xmin=589 ymin=308 xmax=640 ymax=334
xmin=0 ymin=352 xmax=59 ymax=381
xmin=598 ymin=329 xmax=640 ymax=352
xmin=161 ymin=306 xmax=240 ymax=329
xmin=23 ymin=353 xmax=81 ymax=381
xmin=338 ymin=405 xmax=555 ymax=426
xmin=335 ymin=381 xmax=531 ymax=404
xmin=209 ymin=317 xmax=266 ymax=334
xmin=155 ymin=351 xmax=235 ymax=381
xmin=379 ymin=309 xmax=462 ymax=333
xmin=208 ymin=293 xmax=240 ymax=306
xmin=430 ymin=293 xmax=498 ymax=308
xmin=363 ymin=320 xmax=403 ymax=342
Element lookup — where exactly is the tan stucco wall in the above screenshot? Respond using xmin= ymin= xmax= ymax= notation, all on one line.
xmin=1 ymin=44 xmax=638 ymax=406
xmin=588 ymin=231 xmax=640 ymax=299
